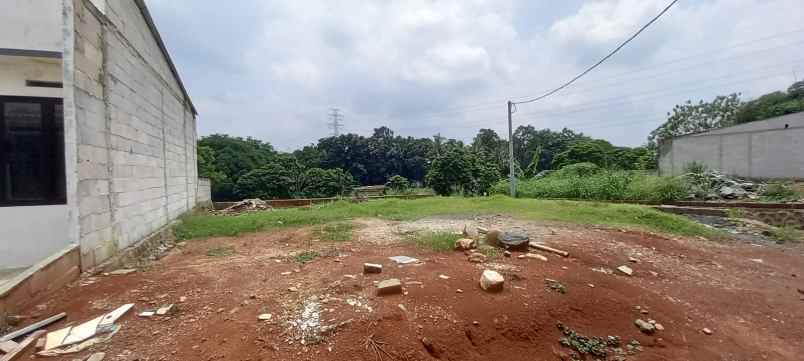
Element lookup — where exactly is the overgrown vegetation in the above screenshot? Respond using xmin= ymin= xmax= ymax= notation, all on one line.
xmin=294 ymin=251 xmax=320 ymax=264
xmin=760 ymin=182 xmax=802 ymax=202
xmin=315 ymin=222 xmax=354 ymax=242
xmin=175 ymin=197 xmax=721 ymax=241
xmin=410 ymin=231 xmax=462 ymax=252
xmin=492 ymin=163 xmax=688 ymax=202
xmin=768 ymin=225 xmax=802 ymax=244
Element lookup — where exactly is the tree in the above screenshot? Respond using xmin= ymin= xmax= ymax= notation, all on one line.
xmin=649 ymin=93 xmax=742 ymax=144
xmin=552 ymin=139 xmax=616 ymax=169
xmin=197 ymin=145 xmax=234 ymax=200
xmin=471 ymin=129 xmax=508 ymax=177
xmin=513 ymin=126 xmax=588 ymax=171
xmin=301 ymin=168 xmax=354 ymax=198
xmin=234 ymin=163 xmax=294 ymax=199
xmin=385 ymin=175 xmax=411 ymax=193
xmin=425 ymin=147 xmax=500 ymax=196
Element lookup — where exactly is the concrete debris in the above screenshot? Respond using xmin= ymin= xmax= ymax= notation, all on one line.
xmin=179 ymin=296 xmax=188 ymax=303
xmin=376 ymin=279 xmax=403 ymax=296
xmin=258 ymin=314 xmax=272 ymax=321
xmin=155 ymin=304 xmax=174 ymax=316
xmin=0 ymin=312 xmax=67 ymax=343
xmin=479 ymin=270 xmax=504 ymax=292
xmin=0 ymin=330 xmax=45 ymax=360
xmin=655 ymin=323 xmax=665 ymax=331
xmin=39 ymin=304 xmax=131 ymax=356
xmin=86 ymin=352 xmax=106 ymax=361
xmin=628 ymin=257 xmax=639 ymax=263
xmin=138 ymin=311 xmax=155 ymax=318
xmin=634 ymin=319 xmax=656 ymax=334
xmin=454 ymin=238 xmax=477 ymax=251
xmin=503 ymin=250 xmax=512 ymax=257
xmin=519 ymin=253 xmax=548 ymax=261
xmin=363 ymin=263 xmax=383 ymax=274
xmin=421 ymin=337 xmax=438 ymax=356
xmin=683 ymin=169 xmax=767 ymax=200
xmin=468 ymin=252 xmax=488 ymax=263
xmin=217 ymin=198 xmax=272 ymax=214
xmin=617 ymin=265 xmax=634 ymax=276
xmin=702 ymin=327 xmax=713 ymax=335
xmin=388 ymin=256 xmax=419 ymax=265
xmin=438 ymin=274 xmax=450 ymax=280
xmin=0 ymin=340 xmax=19 ymax=353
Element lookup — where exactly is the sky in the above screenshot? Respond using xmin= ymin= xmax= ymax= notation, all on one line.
xmin=146 ymin=0 xmax=804 ymax=151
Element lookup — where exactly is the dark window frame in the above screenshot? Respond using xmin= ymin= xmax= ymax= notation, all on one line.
xmin=0 ymin=95 xmax=66 ymax=207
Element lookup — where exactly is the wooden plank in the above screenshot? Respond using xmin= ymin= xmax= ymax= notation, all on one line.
xmin=0 ymin=313 xmax=66 ymax=343
xmin=0 ymin=330 xmax=46 ymax=361
xmin=528 ymin=242 xmax=570 ymax=257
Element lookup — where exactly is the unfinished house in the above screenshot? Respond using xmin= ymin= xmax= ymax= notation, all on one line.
xmin=0 ymin=0 xmax=209 ymax=324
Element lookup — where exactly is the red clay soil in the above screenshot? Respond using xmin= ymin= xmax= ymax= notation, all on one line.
xmin=8 ymin=219 xmax=804 ymax=361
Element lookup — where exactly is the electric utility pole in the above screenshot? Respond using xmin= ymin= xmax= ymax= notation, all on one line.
xmin=328 ymin=108 xmax=343 ymax=136
xmin=507 ymin=101 xmax=516 ymax=197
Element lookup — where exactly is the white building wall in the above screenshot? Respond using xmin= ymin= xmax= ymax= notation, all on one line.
xmin=0 ymin=206 xmax=70 ymax=268
xmin=0 ymin=56 xmax=62 ymax=98
xmin=71 ymin=0 xmax=199 ymax=268
xmin=0 ymin=0 xmax=63 ymax=53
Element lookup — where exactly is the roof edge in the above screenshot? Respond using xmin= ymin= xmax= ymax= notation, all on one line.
xmin=133 ymin=0 xmax=197 ymax=115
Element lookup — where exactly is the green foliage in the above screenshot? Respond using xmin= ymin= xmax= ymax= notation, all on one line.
xmin=768 ymin=225 xmax=801 ymax=244
xmin=493 ymin=163 xmax=687 ymax=203
xmin=557 ymin=323 xmax=609 ymax=357
xmin=199 ymin=134 xmax=277 ymax=200
xmin=234 ymin=163 xmax=295 ymax=199
xmin=426 ymin=147 xmax=500 ymax=196
xmin=206 ymin=246 xmax=235 ymax=257
xmin=302 ymin=168 xmax=354 ymax=198
xmin=760 ymin=182 xmax=801 ymax=202
xmin=175 ymin=197 xmax=721 ymax=241
xmin=385 ymin=175 xmax=411 ymax=193
xmin=411 ymin=231 xmax=462 ymax=252
xmin=649 ymin=93 xmax=742 ymax=144
xmin=294 ymin=251 xmax=320 ymax=264
xmin=683 ymin=161 xmax=708 ymax=174
xmin=552 ymin=139 xmax=616 ymax=169
xmin=735 ymin=82 xmax=804 ymax=124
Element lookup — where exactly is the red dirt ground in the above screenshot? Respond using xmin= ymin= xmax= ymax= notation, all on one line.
xmin=8 ymin=216 xmax=804 ymax=361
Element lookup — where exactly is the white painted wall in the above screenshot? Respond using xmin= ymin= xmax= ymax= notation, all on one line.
xmin=0 ymin=55 xmax=62 ymax=97
xmin=0 ymin=0 xmax=63 ymax=52
xmin=0 ymin=205 xmax=70 ymax=268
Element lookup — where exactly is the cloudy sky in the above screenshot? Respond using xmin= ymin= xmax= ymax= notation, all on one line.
xmin=147 ymin=0 xmax=804 ymax=151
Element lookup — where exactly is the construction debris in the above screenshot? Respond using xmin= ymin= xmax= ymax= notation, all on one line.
xmin=155 ymin=304 xmax=175 ymax=316
xmin=519 ymin=253 xmax=548 ymax=261
xmin=0 ymin=340 xmax=18 ymax=353
xmin=258 ymin=314 xmax=272 ymax=321
xmin=363 ymin=263 xmax=383 ymax=274
xmin=0 ymin=330 xmax=46 ymax=361
xmin=376 ymin=279 xmax=403 ymax=296
xmin=683 ymin=169 xmax=765 ymax=200
xmin=388 ymin=256 xmax=418 ymax=265
xmin=38 ymin=304 xmax=132 ymax=356
xmin=479 ymin=270 xmax=504 ymax=292
xmin=217 ymin=199 xmax=272 ymax=214
xmin=528 ymin=242 xmax=570 ymax=257
xmin=634 ymin=319 xmax=656 ymax=334
xmin=468 ymin=252 xmax=487 ymax=263
xmin=106 ymin=269 xmax=136 ymax=276
xmin=617 ymin=265 xmax=634 ymax=276
xmin=702 ymin=327 xmax=713 ymax=335
xmin=0 ymin=312 xmax=66 ymax=343
xmin=86 ymin=352 xmax=106 ymax=361
xmin=454 ymin=238 xmax=476 ymax=251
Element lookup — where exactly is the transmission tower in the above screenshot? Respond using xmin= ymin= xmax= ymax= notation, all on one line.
xmin=328 ymin=108 xmax=344 ymax=136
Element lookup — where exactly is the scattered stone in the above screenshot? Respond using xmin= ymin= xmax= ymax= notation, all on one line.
xmin=634 ymin=319 xmax=655 ymax=334
xmin=640 ymin=309 xmax=649 ymax=315
xmin=0 ymin=340 xmax=19 ymax=353
xmin=258 ymin=313 xmax=272 ymax=321
xmin=499 ymin=230 xmax=530 ymax=251
xmin=377 ymin=279 xmax=403 ymax=296
xmin=473 ymin=321 xmax=479 ymax=326
xmin=281 ymin=271 xmax=292 ymax=276
xmin=138 ymin=311 xmax=155 ymax=318
xmin=617 ymin=265 xmax=634 ymax=276
xmin=479 ymin=270 xmax=504 ymax=292
xmin=798 ymin=288 xmax=804 ymax=295
xmin=86 ymin=352 xmax=106 ymax=361
xmin=389 ymin=256 xmax=419 ymax=265
xmin=520 ymin=253 xmax=548 ymax=261
xmin=655 ymin=323 xmax=665 ymax=331
xmin=108 ymin=269 xmax=136 ymax=276
xmin=628 ymin=257 xmax=639 ymax=263
xmin=421 ymin=337 xmax=438 ymax=356
xmin=156 ymin=304 xmax=175 ymax=316
xmin=363 ymin=263 xmax=383 ymax=274
xmin=503 ymin=250 xmax=512 ymax=257
xmin=468 ymin=252 xmax=487 ymax=263
xmin=456 ymin=289 xmax=463 ymax=293
xmin=397 ymin=304 xmax=407 ymax=312
xmin=438 ymin=274 xmax=450 ymax=280
xmin=288 ymin=287 xmax=298 ymax=292
xmin=454 ymin=238 xmax=477 ymax=251
xmin=587 ymin=283 xmax=595 ymax=288
xmin=702 ymin=327 xmax=713 ymax=335
xmin=545 ymin=279 xmax=567 ymax=294
xmin=179 ymin=296 xmax=188 ymax=303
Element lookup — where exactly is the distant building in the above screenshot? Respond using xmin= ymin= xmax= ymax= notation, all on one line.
xmin=658 ymin=111 xmax=804 ymax=179
xmin=1 ymin=0 xmax=209 ymax=322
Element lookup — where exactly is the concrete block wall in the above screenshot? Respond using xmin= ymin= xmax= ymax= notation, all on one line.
xmin=71 ymin=0 xmax=198 ymax=269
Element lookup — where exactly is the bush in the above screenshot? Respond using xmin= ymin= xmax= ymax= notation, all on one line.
xmin=234 ymin=163 xmax=294 ymax=199
xmin=426 ymin=148 xmax=500 ymax=196
xmin=302 ymin=168 xmax=354 ymax=198
xmin=492 ymin=162 xmax=688 ymax=202
xmin=385 ymin=175 xmax=411 ymax=193
xmin=760 ymin=182 xmax=801 ymax=202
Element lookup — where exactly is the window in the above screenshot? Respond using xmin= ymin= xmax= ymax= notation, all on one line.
xmin=0 ymin=96 xmax=65 ymax=206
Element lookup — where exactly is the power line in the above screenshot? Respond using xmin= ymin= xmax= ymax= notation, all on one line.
xmin=328 ymin=108 xmax=344 ymax=136
xmin=513 ymin=0 xmax=679 ymax=105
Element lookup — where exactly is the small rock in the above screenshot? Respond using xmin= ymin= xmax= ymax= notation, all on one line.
xmin=438 ymin=274 xmax=450 ymax=280
xmin=479 ymin=270 xmax=504 ymax=292
xmin=456 ymin=289 xmax=463 ymax=293
xmin=421 ymin=337 xmax=438 ymax=356
xmin=587 ymin=283 xmax=595 ymax=288
xmin=86 ymin=352 xmax=106 ymax=361
xmin=473 ymin=321 xmax=479 ymax=326
xmin=363 ymin=263 xmax=383 ymax=274
xmin=179 ymin=296 xmax=188 ymax=303
xmin=628 ymin=257 xmax=639 ymax=263
xmin=138 ymin=311 xmax=155 ymax=317
xmin=377 ymin=279 xmax=403 ymax=296
xmin=655 ymin=323 xmax=665 ymax=331
xmin=634 ymin=319 xmax=655 ymax=334
xmin=468 ymin=252 xmax=487 ymax=263
xmin=797 ymin=288 xmax=804 ymax=295
xmin=156 ymin=304 xmax=175 ymax=315
xmin=641 ymin=309 xmax=649 ymax=315
xmin=288 ymin=287 xmax=298 ymax=292
xmin=521 ymin=253 xmax=548 ymax=261
xmin=617 ymin=265 xmax=634 ymax=276
xmin=702 ymin=327 xmax=713 ymax=335
xmin=455 ymin=238 xmax=477 ymax=251
xmin=258 ymin=313 xmax=272 ymax=321
xmin=503 ymin=251 xmax=512 ymax=257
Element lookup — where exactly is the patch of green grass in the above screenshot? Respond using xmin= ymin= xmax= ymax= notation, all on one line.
xmin=760 ymin=182 xmax=802 ymax=202
xmin=294 ymin=251 xmax=320 ymax=264
xmin=175 ymin=196 xmax=722 ymax=241
xmin=206 ymin=246 xmax=235 ymax=257
xmin=315 ymin=222 xmax=354 ymax=242
xmin=476 ymin=245 xmax=500 ymax=258
xmin=768 ymin=225 xmax=802 ymax=244
xmin=410 ymin=231 xmax=462 ymax=252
